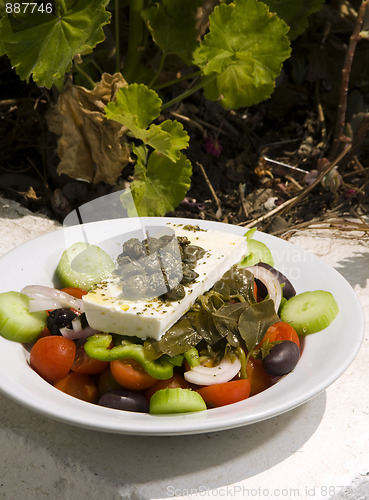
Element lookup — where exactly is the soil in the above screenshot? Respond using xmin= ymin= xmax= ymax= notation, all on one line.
xmin=1 ymin=2 xmax=369 ymax=238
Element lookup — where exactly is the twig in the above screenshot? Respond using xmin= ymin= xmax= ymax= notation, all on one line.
xmin=239 ymin=196 xmax=298 ymax=228
xmin=0 ymin=98 xmax=36 ymax=108
xmin=169 ymin=112 xmax=205 ymax=134
xmin=278 ymin=145 xmax=352 ymax=217
xmin=343 ymin=167 xmax=369 ymax=178
xmin=330 ymin=0 xmax=369 ymax=159
xmin=238 ymin=183 xmax=249 ymax=219
xmin=196 ymin=162 xmax=223 ymax=220
xmin=239 ymin=145 xmax=352 ymax=229
xmin=276 ymin=217 xmax=369 ymax=239
xmin=315 ymin=81 xmax=327 ymax=144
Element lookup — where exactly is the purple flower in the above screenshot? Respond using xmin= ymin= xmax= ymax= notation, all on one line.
xmin=203 ymin=136 xmax=223 ymax=157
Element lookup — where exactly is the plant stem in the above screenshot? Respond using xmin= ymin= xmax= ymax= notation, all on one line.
xmin=59 ymin=0 xmax=67 ymax=15
xmin=153 ymin=70 xmax=202 ymax=91
xmin=148 ymin=52 xmax=166 ymax=88
xmin=74 ymin=63 xmax=96 ymax=89
xmin=161 ymin=74 xmax=216 ymax=111
xmin=123 ymin=0 xmax=145 ymax=82
xmin=330 ymin=0 xmax=369 ymax=159
xmin=114 ymin=0 xmax=120 ymax=73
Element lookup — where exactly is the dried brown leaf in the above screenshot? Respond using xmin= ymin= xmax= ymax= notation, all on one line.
xmin=47 ymin=73 xmax=131 ymax=185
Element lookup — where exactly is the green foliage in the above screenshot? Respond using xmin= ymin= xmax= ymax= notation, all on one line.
xmin=105 ymin=83 xmax=162 ymax=130
xmin=122 ymin=150 xmax=192 ymax=217
xmin=0 ymin=0 xmax=111 ymax=88
xmin=106 ymin=84 xmax=191 ymax=216
xmin=142 ymin=0 xmax=202 ymax=65
xmin=263 ymin=0 xmax=324 ymax=40
xmin=194 ymin=0 xmax=291 ymax=108
xmin=0 ymin=0 xmax=324 ymax=216
xmin=105 ymin=84 xmax=189 ymax=162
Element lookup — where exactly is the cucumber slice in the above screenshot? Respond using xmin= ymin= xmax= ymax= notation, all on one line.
xmin=239 ymin=239 xmax=274 ymax=267
xmin=280 ymin=290 xmax=339 ymax=335
xmin=0 ymin=292 xmax=47 ymax=343
xmin=149 ymin=388 xmax=207 ymax=414
xmin=56 ymin=242 xmax=115 ymax=291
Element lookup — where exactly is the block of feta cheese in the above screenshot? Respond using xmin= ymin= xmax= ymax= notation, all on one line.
xmin=82 ymin=223 xmax=247 ymax=340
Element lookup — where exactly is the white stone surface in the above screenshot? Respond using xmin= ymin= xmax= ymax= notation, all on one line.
xmin=0 ymin=197 xmax=368 ymax=500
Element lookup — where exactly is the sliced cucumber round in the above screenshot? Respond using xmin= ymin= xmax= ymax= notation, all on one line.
xmin=239 ymin=239 xmax=274 ymax=268
xmin=0 ymin=292 xmax=47 ymax=343
xmin=280 ymin=290 xmax=339 ymax=335
xmin=149 ymin=388 xmax=207 ymax=414
xmin=56 ymin=242 xmax=115 ymax=291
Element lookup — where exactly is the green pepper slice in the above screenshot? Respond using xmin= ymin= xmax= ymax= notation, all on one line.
xmin=84 ymin=334 xmax=174 ymax=380
xmin=184 ymin=346 xmax=200 ymax=368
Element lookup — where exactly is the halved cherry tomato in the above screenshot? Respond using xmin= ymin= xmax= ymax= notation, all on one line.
xmin=259 ymin=321 xmax=300 ymax=349
xmin=30 ymin=336 xmax=76 ymax=384
xmin=54 ymin=372 xmax=97 ymax=403
xmin=71 ymin=344 xmax=109 ymax=375
xmin=61 ymin=287 xmax=88 ymax=299
xmin=247 ymin=358 xmax=273 ymax=397
xmin=253 ymin=281 xmax=258 ymax=299
xmin=145 ymin=374 xmax=190 ymax=401
xmin=110 ymin=359 xmax=158 ymax=390
xmin=197 ymin=379 xmax=251 ymax=408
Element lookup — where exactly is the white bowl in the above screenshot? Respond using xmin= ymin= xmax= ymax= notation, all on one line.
xmin=0 ymin=217 xmax=364 ymax=435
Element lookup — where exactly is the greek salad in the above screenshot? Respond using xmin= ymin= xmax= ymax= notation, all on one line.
xmin=0 ymin=228 xmax=339 ymax=414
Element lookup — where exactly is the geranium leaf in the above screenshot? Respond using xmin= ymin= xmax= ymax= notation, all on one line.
xmin=122 ymin=152 xmax=192 ymax=217
xmin=263 ymin=0 xmax=324 ymax=40
xmin=46 ymin=73 xmax=131 ymax=185
xmin=142 ymin=0 xmax=201 ymax=64
xmin=194 ymin=0 xmax=291 ymax=109
xmin=0 ymin=0 xmax=111 ymax=88
xmin=105 ymin=84 xmax=189 ymax=161
xmin=105 ymin=83 xmax=162 ymax=130
xmin=144 ymin=120 xmax=189 ymax=161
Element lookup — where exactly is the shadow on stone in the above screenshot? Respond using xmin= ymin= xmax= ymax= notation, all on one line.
xmin=0 ymin=390 xmax=326 ymax=499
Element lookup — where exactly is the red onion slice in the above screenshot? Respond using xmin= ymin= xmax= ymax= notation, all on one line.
xmin=60 ymin=317 xmax=101 ymax=340
xmin=184 ymin=356 xmax=241 ymax=386
xmin=21 ymin=285 xmax=84 ymax=312
xmin=27 ymin=299 xmax=64 ymax=313
xmin=59 ymin=326 xmax=101 ymax=340
xmin=247 ymin=265 xmax=282 ymax=312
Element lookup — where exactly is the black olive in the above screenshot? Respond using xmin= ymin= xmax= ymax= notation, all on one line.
xmin=256 ymin=263 xmax=296 ymax=300
xmin=262 ymin=340 xmax=300 ymax=376
xmin=98 ymin=389 xmax=149 ymax=413
xmin=47 ymin=308 xmax=77 ymax=335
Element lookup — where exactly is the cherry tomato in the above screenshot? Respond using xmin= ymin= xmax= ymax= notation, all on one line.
xmin=60 ymin=287 xmax=88 ymax=299
xmin=71 ymin=344 xmax=109 ymax=375
xmin=145 ymin=374 xmax=190 ymax=401
xmin=197 ymin=379 xmax=251 ymax=408
xmin=54 ymin=372 xmax=97 ymax=403
xmin=259 ymin=321 xmax=300 ymax=349
xmin=30 ymin=336 xmax=76 ymax=384
xmin=247 ymin=358 xmax=273 ymax=397
xmin=110 ymin=359 xmax=158 ymax=391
